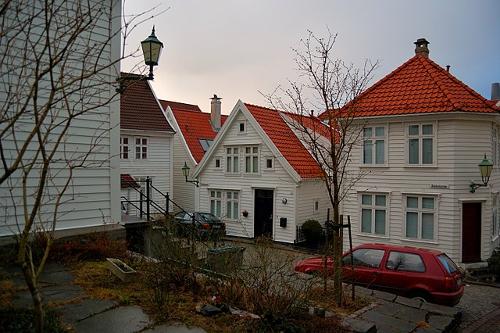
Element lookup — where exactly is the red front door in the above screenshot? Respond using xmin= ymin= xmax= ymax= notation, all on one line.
xmin=462 ymin=202 xmax=482 ymax=263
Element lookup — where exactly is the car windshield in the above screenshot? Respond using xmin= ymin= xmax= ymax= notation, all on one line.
xmin=198 ymin=213 xmax=218 ymax=223
xmin=437 ymin=254 xmax=458 ymax=274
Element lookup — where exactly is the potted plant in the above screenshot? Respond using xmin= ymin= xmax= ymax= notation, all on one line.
xmin=106 ymin=258 xmax=137 ymax=282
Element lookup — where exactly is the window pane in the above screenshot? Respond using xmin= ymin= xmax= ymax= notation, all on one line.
xmin=226 ymin=157 xmax=231 ymax=172
xmin=352 ymin=249 xmax=384 ymax=268
xmin=216 ymin=191 xmax=221 ymax=198
xmin=409 ymin=125 xmax=419 ymax=136
xmin=233 ymin=157 xmax=239 ymax=172
xmin=362 ymin=195 xmax=372 ymax=205
xmin=375 ymin=210 xmax=386 ymax=234
xmin=375 ymin=127 xmax=385 ymax=137
xmin=211 ymin=191 xmax=215 ymax=197
xmin=234 ymin=192 xmax=238 ymax=200
xmin=210 ymin=201 xmax=215 ymax=215
xmin=226 ymin=201 xmax=231 ymax=218
xmin=406 ymin=212 xmax=418 ymax=238
xmin=422 ymin=138 xmax=433 ymax=164
xmin=409 ymin=138 xmax=419 ymax=164
xmin=267 ymin=159 xmax=273 ymax=168
xmin=227 ymin=148 xmax=231 ymax=154
xmin=388 ymin=252 xmax=425 ymax=272
xmin=245 ymin=156 xmax=250 ymax=172
xmin=136 ymin=138 xmax=141 ymax=145
xmin=363 ymin=140 xmax=373 ymax=164
xmin=422 ymin=124 xmax=433 ymax=135
xmin=233 ymin=148 xmax=239 ymax=154
xmin=407 ymin=197 xmax=418 ymax=208
xmin=246 ymin=147 xmax=250 ymax=154
xmin=375 ymin=195 xmax=386 ymax=206
xmin=422 ymin=213 xmax=434 ymax=239
xmin=142 ymin=138 xmax=147 ymax=145
xmin=253 ymin=147 xmax=258 ymax=153
xmin=227 ymin=192 xmax=232 ymax=199
xmin=253 ymin=156 xmax=258 ymax=172
xmin=375 ymin=140 xmax=385 ymax=164
xmin=363 ymin=127 xmax=372 ymax=138
xmin=233 ymin=202 xmax=239 ymax=219
xmin=422 ymin=197 xmax=434 ymax=209
xmin=361 ymin=209 xmax=372 ymax=233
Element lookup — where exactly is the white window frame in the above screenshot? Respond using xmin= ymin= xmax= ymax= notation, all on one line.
xmin=225 ymin=191 xmax=240 ymax=220
xmin=210 ymin=190 xmax=222 ymax=217
xmin=215 ymin=157 xmax=222 ymax=169
xmin=362 ymin=125 xmax=387 ymax=166
xmin=406 ymin=123 xmax=437 ymax=166
xmin=265 ymin=157 xmax=274 ymax=171
xmin=313 ymin=199 xmax=320 ymax=215
xmin=238 ymin=121 xmax=247 ymax=134
xmin=404 ymin=194 xmax=438 ymax=242
xmin=244 ymin=146 xmax=259 ymax=174
xmin=360 ymin=193 xmax=388 ymax=236
xmin=225 ymin=147 xmax=240 ymax=174
xmin=135 ymin=137 xmax=148 ymax=160
xmin=492 ymin=194 xmax=500 ymax=241
xmin=120 ymin=136 xmax=130 ymax=159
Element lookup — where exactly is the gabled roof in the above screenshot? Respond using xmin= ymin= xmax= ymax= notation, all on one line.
xmin=320 ymin=53 xmax=497 ymax=119
xmin=120 ymin=73 xmax=174 ymax=132
xmin=244 ymin=103 xmax=324 ymax=179
xmin=160 ymin=100 xmax=228 ymax=163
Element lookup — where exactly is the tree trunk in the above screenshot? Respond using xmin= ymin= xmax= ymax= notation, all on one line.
xmin=21 ymin=262 xmax=45 ymax=333
xmin=333 ymin=196 xmax=343 ymax=306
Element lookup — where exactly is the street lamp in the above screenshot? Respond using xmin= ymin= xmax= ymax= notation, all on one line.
xmin=470 ymin=154 xmax=493 ymax=193
xmin=182 ymin=162 xmax=199 ymax=187
xmin=117 ymin=26 xmax=163 ymax=93
xmin=141 ymin=26 xmax=164 ymax=80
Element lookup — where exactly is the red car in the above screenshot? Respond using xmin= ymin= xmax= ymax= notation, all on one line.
xmin=294 ymin=243 xmax=464 ymax=306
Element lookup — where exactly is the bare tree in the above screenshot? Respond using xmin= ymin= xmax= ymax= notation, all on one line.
xmin=0 ymin=0 xmax=164 ymax=331
xmin=265 ymin=30 xmax=377 ymax=305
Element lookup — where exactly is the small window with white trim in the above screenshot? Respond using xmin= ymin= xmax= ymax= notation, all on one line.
xmin=120 ymin=136 xmax=129 ymax=159
xmin=363 ymin=126 xmax=386 ymax=165
xmin=313 ymin=200 xmax=319 ymax=214
xmin=405 ymin=195 xmax=436 ymax=240
xmin=239 ymin=122 xmax=246 ymax=133
xmin=360 ymin=193 xmax=387 ymax=235
xmin=210 ymin=190 xmax=222 ymax=217
xmin=135 ymin=137 xmax=148 ymax=159
xmin=226 ymin=191 xmax=239 ymax=220
xmin=215 ymin=157 xmax=221 ymax=169
xmin=407 ymin=124 xmax=435 ymax=165
xmin=244 ymin=146 xmax=259 ymax=173
xmin=226 ymin=147 xmax=239 ymax=173
xmin=266 ymin=158 xmax=274 ymax=169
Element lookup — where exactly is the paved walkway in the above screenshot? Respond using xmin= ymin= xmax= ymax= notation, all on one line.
xmin=3 ymin=263 xmax=205 ymax=333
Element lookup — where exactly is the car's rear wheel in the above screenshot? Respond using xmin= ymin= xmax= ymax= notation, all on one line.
xmin=408 ymin=290 xmax=432 ymax=303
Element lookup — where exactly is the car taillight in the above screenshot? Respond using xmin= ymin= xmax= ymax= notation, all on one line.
xmin=201 ymin=223 xmax=210 ymax=230
xmin=444 ymin=276 xmax=458 ymax=291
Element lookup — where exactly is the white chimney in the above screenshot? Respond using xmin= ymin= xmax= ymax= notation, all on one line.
xmin=491 ymin=83 xmax=500 ymax=101
xmin=210 ymin=94 xmax=222 ymax=131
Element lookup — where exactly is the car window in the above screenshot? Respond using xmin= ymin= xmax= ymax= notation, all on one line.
xmin=348 ymin=248 xmax=385 ymax=268
xmin=386 ymin=251 xmax=425 ymax=272
xmin=437 ymin=254 xmax=458 ymax=274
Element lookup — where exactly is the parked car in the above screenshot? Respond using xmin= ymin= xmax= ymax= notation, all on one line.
xmin=294 ymin=243 xmax=464 ymax=305
xmin=173 ymin=211 xmax=226 ymax=240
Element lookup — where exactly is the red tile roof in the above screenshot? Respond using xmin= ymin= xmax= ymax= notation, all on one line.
xmin=120 ymin=73 xmax=174 ymax=132
xmin=320 ymin=55 xmax=497 ymax=119
xmin=244 ymin=103 xmax=324 ymax=179
xmin=160 ymin=100 xmax=227 ymax=163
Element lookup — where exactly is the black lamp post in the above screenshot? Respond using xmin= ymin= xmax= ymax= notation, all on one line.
xmin=141 ymin=26 xmax=164 ymax=80
xmin=182 ymin=162 xmax=199 ymax=187
xmin=470 ymin=154 xmax=493 ymax=193
xmin=117 ymin=26 xmax=163 ymax=93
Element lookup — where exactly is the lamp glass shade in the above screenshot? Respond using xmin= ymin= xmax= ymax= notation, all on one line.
xmin=479 ymin=155 xmax=493 ymax=184
xmin=141 ymin=27 xmax=163 ymax=66
xmin=182 ymin=162 xmax=190 ymax=178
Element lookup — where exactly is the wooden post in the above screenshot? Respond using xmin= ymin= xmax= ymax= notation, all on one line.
xmin=348 ymin=216 xmax=355 ymax=301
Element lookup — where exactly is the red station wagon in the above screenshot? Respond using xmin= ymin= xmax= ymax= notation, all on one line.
xmin=294 ymin=243 xmax=464 ymax=306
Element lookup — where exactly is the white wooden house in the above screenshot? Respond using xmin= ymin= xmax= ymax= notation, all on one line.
xmin=0 ymin=0 xmax=122 ymax=238
xmin=193 ymin=101 xmax=331 ymax=243
xmin=322 ymin=39 xmax=500 ymax=264
xmin=161 ymin=96 xmax=228 ymax=212
xmin=120 ymin=75 xmax=175 ymax=217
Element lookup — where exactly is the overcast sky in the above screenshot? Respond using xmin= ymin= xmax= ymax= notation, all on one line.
xmin=122 ymin=0 xmax=500 ymax=115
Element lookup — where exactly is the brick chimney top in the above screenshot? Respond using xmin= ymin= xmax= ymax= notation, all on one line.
xmin=414 ymin=38 xmax=430 ymax=57
xmin=210 ymin=94 xmax=222 ymax=131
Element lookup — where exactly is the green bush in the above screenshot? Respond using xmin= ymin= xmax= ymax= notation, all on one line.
xmin=487 ymin=248 xmax=500 ymax=280
xmin=301 ymin=220 xmax=323 ymax=246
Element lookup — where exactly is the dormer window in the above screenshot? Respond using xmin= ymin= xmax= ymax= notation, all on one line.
xmin=199 ymin=139 xmax=213 ymax=152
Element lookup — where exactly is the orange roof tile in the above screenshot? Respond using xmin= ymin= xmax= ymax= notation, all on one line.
xmin=320 ymin=54 xmax=497 ymax=119
xmin=160 ymin=100 xmax=227 ymax=163
xmin=244 ymin=103 xmax=324 ymax=179
xmin=120 ymin=73 xmax=174 ymax=132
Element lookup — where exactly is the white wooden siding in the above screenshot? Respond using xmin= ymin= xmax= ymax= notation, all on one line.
xmin=197 ymin=111 xmax=298 ymax=243
xmin=343 ymin=115 xmax=498 ymax=263
xmin=296 ymin=180 xmax=331 ymax=227
xmin=0 ymin=0 xmax=121 ymax=237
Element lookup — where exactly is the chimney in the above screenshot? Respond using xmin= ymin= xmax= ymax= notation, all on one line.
xmin=491 ymin=83 xmax=500 ymax=101
xmin=414 ymin=38 xmax=430 ymax=57
xmin=210 ymin=94 xmax=222 ymax=131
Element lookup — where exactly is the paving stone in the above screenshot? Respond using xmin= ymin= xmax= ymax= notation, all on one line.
xmin=341 ymin=317 xmax=376 ymax=333
xmin=361 ymin=310 xmax=417 ymax=333
xmin=372 ymin=289 xmax=397 ymax=302
xmin=413 ymin=326 xmax=442 ymax=333
xmin=39 ymin=270 xmax=75 ymax=284
xmin=58 ymin=298 xmax=118 ymax=324
xmin=395 ymin=296 xmax=423 ymax=309
xmin=421 ymin=302 xmax=462 ymax=319
xmin=74 ymin=305 xmax=151 ymax=333
xmin=427 ymin=314 xmax=454 ymax=332
xmin=12 ymin=284 xmax=84 ymax=307
xmin=142 ymin=323 xmax=207 ymax=333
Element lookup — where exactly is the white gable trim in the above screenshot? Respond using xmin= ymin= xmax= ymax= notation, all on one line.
xmin=163 ymin=105 xmax=197 ymax=165
xmin=193 ymin=100 xmax=302 ymax=182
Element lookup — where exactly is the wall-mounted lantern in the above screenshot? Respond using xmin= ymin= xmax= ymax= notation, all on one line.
xmin=182 ymin=162 xmax=199 ymax=187
xmin=470 ymin=154 xmax=493 ymax=193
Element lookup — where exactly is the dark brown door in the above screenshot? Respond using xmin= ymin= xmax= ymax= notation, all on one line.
xmin=254 ymin=189 xmax=274 ymax=238
xmin=462 ymin=202 xmax=482 ymax=263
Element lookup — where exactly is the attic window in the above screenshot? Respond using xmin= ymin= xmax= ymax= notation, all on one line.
xmin=239 ymin=122 xmax=245 ymax=132
xmin=199 ymin=139 xmax=213 ymax=152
